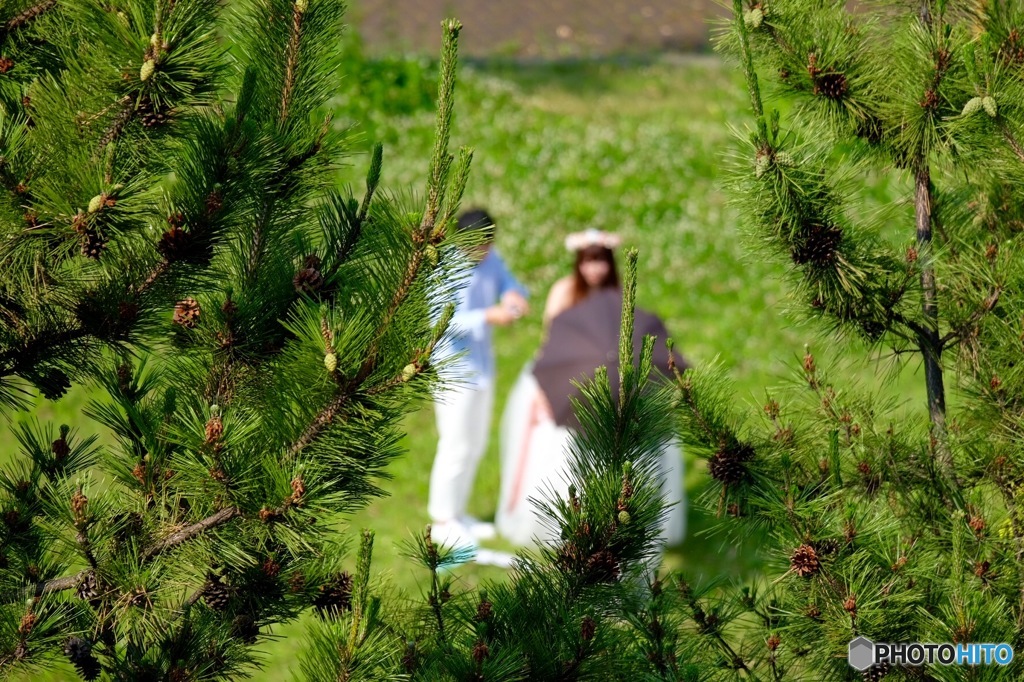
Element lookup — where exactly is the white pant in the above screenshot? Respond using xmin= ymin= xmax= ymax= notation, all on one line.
xmin=429 ymin=382 xmax=495 ymax=522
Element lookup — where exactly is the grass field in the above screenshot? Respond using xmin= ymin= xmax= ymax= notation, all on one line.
xmin=6 ymin=54 xmax=927 ymax=679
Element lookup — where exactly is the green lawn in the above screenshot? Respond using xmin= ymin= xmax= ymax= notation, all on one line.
xmin=5 ymin=54 xmax=926 ymax=679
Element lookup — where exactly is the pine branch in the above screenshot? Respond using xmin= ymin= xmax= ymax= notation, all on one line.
xmin=731 ymin=0 xmax=765 ymax=132
xmin=1001 ymin=123 xmax=1024 ymax=164
xmin=21 ymin=570 xmax=86 ymax=600
xmin=5 ymin=0 xmax=56 ymax=32
xmin=435 ymin=146 xmax=473 ymax=240
xmin=939 ymin=286 xmax=1001 ymax=346
xmin=420 ymin=19 xmax=461 ymax=234
xmin=286 ymin=264 xmax=430 ymax=456
xmin=286 ymin=23 xmax=464 ymax=459
xmin=97 ymin=96 xmax=136 ymax=154
xmin=287 ymin=392 xmax=348 ymax=458
xmin=140 ymin=505 xmax=242 ymax=561
xmin=279 ymin=1 xmax=306 ymax=124
xmin=7 ymin=506 xmax=244 ymax=604
xmin=0 ymin=327 xmax=89 ymax=377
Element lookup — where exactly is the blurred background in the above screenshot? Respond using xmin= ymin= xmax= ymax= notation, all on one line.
xmin=353 ymin=0 xmax=725 ymax=57
xmin=7 ymin=0 xmax=920 ymax=678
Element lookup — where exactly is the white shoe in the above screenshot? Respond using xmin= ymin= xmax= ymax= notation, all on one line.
xmin=431 ymin=520 xmax=479 ymax=554
xmin=458 ymin=514 xmax=497 ymax=541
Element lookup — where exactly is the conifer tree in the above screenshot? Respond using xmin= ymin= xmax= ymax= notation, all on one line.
xmin=666 ymin=0 xmax=1024 ymax=679
xmin=0 ymin=0 xmax=475 ymax=677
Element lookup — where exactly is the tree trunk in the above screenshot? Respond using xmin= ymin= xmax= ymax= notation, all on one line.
xmin=914 ymin=164 xmax=951 ymax=472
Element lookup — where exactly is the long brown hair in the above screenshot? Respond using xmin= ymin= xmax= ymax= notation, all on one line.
xmin=570 ymin=244 xmax=618 ymax=307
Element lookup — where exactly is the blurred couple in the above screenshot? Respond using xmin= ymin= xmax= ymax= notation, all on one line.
xmin=429 ymin=209 xmax=686 ymax=555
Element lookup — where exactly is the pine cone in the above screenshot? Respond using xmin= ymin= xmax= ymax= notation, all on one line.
xmin=743 ymin=7 xmax=764 ymax=28
xmin=312 ymin=572 xmax=352 ymax=619
xmin=471 ymin=639 xmax=489 ymax=664
xmin=79 ymin=227 xmax=105 ymax=259
xmin=262 ymin=558 xmax=281 ymax=578
xmin=580 ymin=615 xmax=597 ymax=641
xmin=35 ymin=368 xmax=71 ymax=400
xmin=139 ymin=95 xmax=169 ymax=128
xmin=791 ymin=221 xmax=842 ymax=268
xmin=230 ymin=614 xmax=259 ymax=644
xmin=157 ymin=226 xmax=191 ymax=261
xmin=585 ymin=549 xmax=620 ymax=583
xmin=790 ymin=544 xmax=821 ymax=578
xmin=173 ymin=298 xmax=201 ymax=328
xmin=475 ymin=598 xmax=493 ymax=622
xmin=707 ymin=442 xmax=754 ymax=486
xmin=204 ymin=415 xmax=223 ymax=445
xmin=51 ymin=433 xmax=70 ymax=460
xmin=812 ymin=538 xmax=840 ymax=556
xmin=962 ymin=96 xmax=983 ymax=117
xmin=202 ymin=574 xmax=232 ymax=611
xmin=205 ymin=190 xmax=223 ymax=216
xmin=920 ymin=88 xmax=939 ymax=111
xmin=812 ymin=71 xmax=848 ymax=100
xmin=982 ymin=96 xmax=998 ymax=118
xmin=76 ymin=571 xmax=102 ymax=605
xmin=1002 ymin=30 xmax=1024 ymax=65
xmin=64 ymin=637 xmax=100 ymax=680
xmin=293 ymin=255 xmax=324 ymax=294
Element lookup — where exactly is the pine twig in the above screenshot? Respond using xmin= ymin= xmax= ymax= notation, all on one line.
xmin=424 ymin=526 xmax=448 ymax=644
xmin=279 ymin=1 xmax=305 ymax=124
xmin=939 ymin=286 xmax=1001 ymax=346
xmin=286 ymin=391 xmax=347 ymax=458
xmin=357 ymin=142 xmax=383 ymax=226
xmin=1001 ymin=123 xmax=1024 ymax=163
xmin=6 ymin=0 xmax=57 ymax=32
xmin=732 ymin=0 xmax=766 ymax=131
xmin=9 ymin=505 xmax=245 ymax=602
xmin=141 ymin=506 xmax=242 ymax=561
xmin=420 ymin=19 xmax=461 ymax=234
xmin=97 ymin=96 xmax=136 ymax=154
xmin=18 ymin=570 xmax=88 ymax=601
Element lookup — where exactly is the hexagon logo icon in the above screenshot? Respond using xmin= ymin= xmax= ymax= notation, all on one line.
xmin=848 ymin=636 xmax=876 ymax=671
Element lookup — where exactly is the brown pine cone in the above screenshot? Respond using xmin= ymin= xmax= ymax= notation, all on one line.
xmin=312 ymin=572 xmax=353 ymax=619
xmin=173 ymin=298 xmax=201 ymax=328
xmin=790 ymin=544 xmax=820 ymax=577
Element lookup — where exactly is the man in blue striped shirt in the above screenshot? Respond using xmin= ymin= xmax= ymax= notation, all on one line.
xmin=429 ymin=209 xmax=528 ymax=551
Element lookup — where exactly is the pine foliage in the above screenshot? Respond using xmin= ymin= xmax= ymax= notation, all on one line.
xmin=657 ymin=0 xmax=1024 ymax=678
xmin=0 ymin=0 xmax=474 ymax=676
